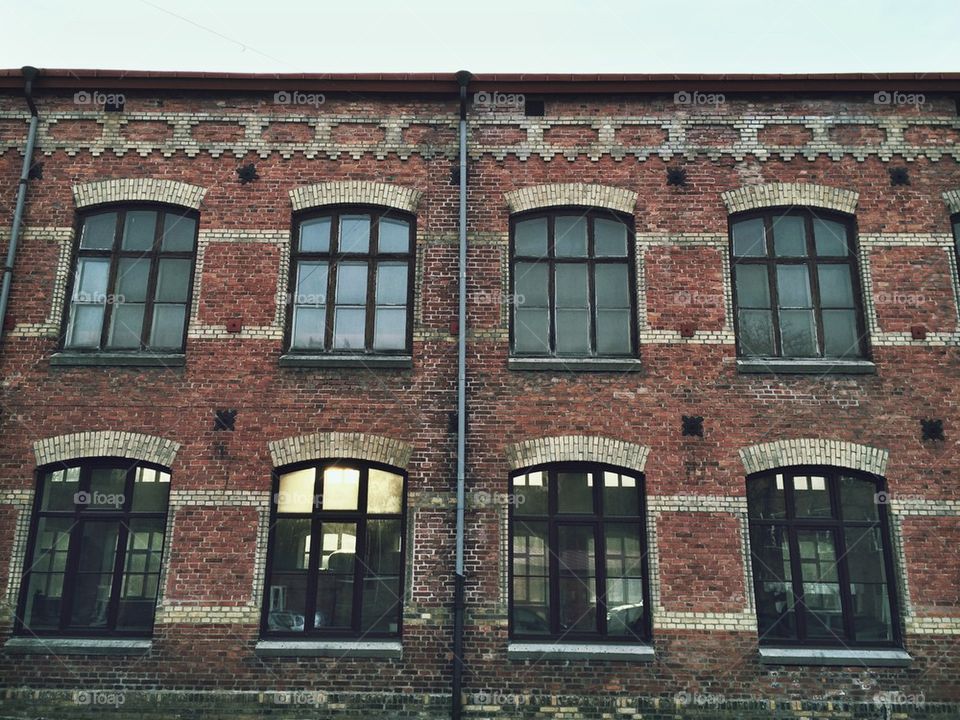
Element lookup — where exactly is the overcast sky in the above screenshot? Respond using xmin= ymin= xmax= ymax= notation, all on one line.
xmin=3 ymin=0 xmax=958 ymax=74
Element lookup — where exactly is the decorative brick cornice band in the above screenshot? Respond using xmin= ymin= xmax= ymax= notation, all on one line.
xmin=721 ymin=183 xmax=859 ymax=215
xmin=33 ymin=431 xmax=181 ymax=468
xmin=289 ymin=181 xmax=423 ymax=213
xmin=504 ymin=183 xmax=637 ymax=215
xmin=739 ymin=438 xmax=888 ymax=477
xmin=506 ymin=435 xmax=649 ymax=473
xmin=943 ymin=189 xmax=960 ymax=215
xmin=268 ymin=432 xmax=413 ymax=470
xmin=73 ymin=179 xmax=207 ymax=210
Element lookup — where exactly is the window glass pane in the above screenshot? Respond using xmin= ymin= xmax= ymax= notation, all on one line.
xmin=797 ymin=529 xmax=845 ymax=639
xmin=22 ymin=571 xmax=64 ymax=629
xmin=149 ymin=304 xmax=186 ymax=348
xmin=603 ymin=472 xmax=640 ymax=516
xmin=115 ymin=258 xmax=150 ymax=303
xmin=596 ymin=309 xmax=631 ymax=354
xmin=161 ymin=213 xmax=197 ymax=252
xmin=300 ymin=217 xmax=331 ymax=253
xmin=74 ymin=257 xmax=111 ymax=300
xmin=368 ymin=470 xmax=403 ymax=513
xmin=277 ymin=468 xmax=316 ymax=513
xmin=291 ymin=307 xmax=326 ymax=350
xmin=67 ymin=305 xmax=105 ymax=348
xmin=515 ymin=218 xmax=548 ymax=257
xmin=155 ymin=259 xmax=191 ymax=303
xmin=557 ymin=525 xmax=597 ymax=632
xmin=776 ymin=265 xmax=812 ymax=307
xmin=750 ymin=525 xmax=797 ymax=640
xmin=374 ymin=308 xmax=406 ymax=350
xmin=738 ymin=309 xmax=775 ymax=356
xmin=339 ymin=215 xmax=370 ymax=253
xmin=604 ymin=523 xmax=644 ymax=637
xmin=30 ymin=517 xmax=73 ymax=571
xmin=376 ymin=264 xmax=407 ymax=305
xmin=813 ymin=219 xmax=849 ymax=256
xmin=40 ymin=467 xmax=81 ymax=511
xmin=555 ymin=264 xmax=588 ymax=307
xmin=792 ymin=474 xmax=832 ymax=517
xmin=747 ymin=475 xmax=786 ymax=519
xmin=335 ymin=263 xmax=368 ymax=304
xmin=822 ymin=309 xmax=860 ymax=358
xmin=131 ymin=466 xmax=171 ymax=512
xmin=361 ymin=519 xmax=402 ymax=633
xmin=594 ymin=218 xmax=628 ymax=256
xmin=322 ymin=467 xmax=360 ymax=510
xmin=333 ymin=307 xmax=365 ymax=350
xmin=511 ymin=521 xmax=550 ymax=634
xmin=772 ymin=215 xmax=807 ymax=256
xmin=88 ymin=467 xmax=127 ymax=510
xmin=514 ymin=308 xmax=549 ymax=354
xmin=557 ymin=472 xmax=593 ymax=513
xmin=844 ymin=528 xmax=893 ymax=641
xmin=295 ymin=262 xmax=328 ymax=302
xmin=121 ymin=211 xmax=157 ymax=251
xmin=817 ymin=265 xmax=855 ymax=308
xmin=732 ymin=218 xmax=766 ymax=257
xmin=80 ymin=212 xmax=117 ymax=249
xmin=512 ymin=472 xmax=548 ymax=515
xmin=69 ymin=573 xmax=115 ymax=628
xmin=378 ymin=217 xmax=410 ymax=253
xmin=555 ymin=264 xmax=589 ymax=354
xmin=735 ymin=265 xmax=771 ymax=308
xmin=514 ymin=263 xmax=548 ymax=307
xmin=316 ymin=522 xmax=357 ymax=628
xmin=555 ymin=216 xmax=588 ymax=257
xmin=595 ymin=264 xmax=629 ymax=307
xmin=107 ymin=303 xmax=145 ymax=349
xmin=779 ymin=309 xmax=817 ymax=357
xmin=118 ymin=519 xmax=165 ymax=630
xmin=839 ymin=476 xmax=879 ymax=522
xmin=77 ymin=522 xmax=120 ymax=572
xmin=273 ymin=518 xmax=313 ymax=571
xmin=267 ymin=573 xmax=309 ymax=632
xmin=555 ymin=309 xmax=590 ymax=354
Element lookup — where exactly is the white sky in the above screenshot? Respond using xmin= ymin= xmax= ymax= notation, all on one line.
xmin=2 ymin=0 xmax=958 ymax=74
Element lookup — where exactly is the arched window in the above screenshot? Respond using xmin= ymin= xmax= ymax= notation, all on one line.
xmin=730 ymin=210 xmax=867 ymax=359
xmin=746 ymin=467 xmax=901 ymax=646
xmin=510 ymin=210 xmax=636 ymax=357
xmin=285 ymin=208 xmax=414 ymax=354
xmin=63 ymin=206 xmax=198 ymax=352
xmin=509 ymin=463 xmax=650 ymax=641
xmin=262 ymin=461 xmax=407 ymax=637
xmin=17 ymin=459 xmax=171 ymax=636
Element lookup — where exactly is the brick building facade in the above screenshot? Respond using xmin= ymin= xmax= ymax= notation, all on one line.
xmin=0 ymin=69 xmax=959 ymax=719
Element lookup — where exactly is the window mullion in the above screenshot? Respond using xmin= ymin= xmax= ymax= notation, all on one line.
xmin=325 ymin=214 xmax=340 ymax=351
xmin=763 ymin=215 xmax=783 ymax=357
xmin=351 ymin=470 xmax=370 ymax=634
xmin=304 ymin=511 xmax=323 ymax=633
xmin=547 ymin=470 xmax=561 ymax=635
xmin=805 ymin=215 xmax=826 ymax=357
xmin=547 ymin=217 xmax=557 ymax=355
xmin=98 ymin=212 xmax=125 ymax=350
xmin=59 ymin=466 xmax=91 ymax=631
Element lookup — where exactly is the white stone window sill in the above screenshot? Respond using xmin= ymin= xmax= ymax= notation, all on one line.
xmin=507 ymin=641 xmax=654 ymax=661
xmin=759 ymin=647 xmax=912 ymax=666
xmin=4 ymin=637 xmax=152 ymax=655
xmin=737 ymin=358 xmax=876 ymax=375
xmin=255 ymin=639 xmax=402 ymax=658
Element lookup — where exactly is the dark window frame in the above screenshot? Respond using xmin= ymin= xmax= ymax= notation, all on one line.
xmin=746 ymin=465 xmax=903 ymax=649
xmin=260 ymin=459 xmax=408 ymax=639
xmin=15 ymin=457 xmax=171 ymax=638
xmin=951 ymin=213 xmax=960 ymax=272
xmin=508 ymin=462 xmax=652 ymax=643
xmin=60 ymin=203 xmax=199 ymax=353
xmin=509 ymin=208 xmax=639 ymax=358
xmin=284 ymin=206 xmax=416 ymax=355
xmin=729 ymin=207 xmax=869 ymax=360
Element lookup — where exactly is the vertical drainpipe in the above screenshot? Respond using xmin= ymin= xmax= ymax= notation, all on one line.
xmin=0 ymin=66 xmax=40 ymax=348
xmin=451 ymin=68 xmax=472 ymax=720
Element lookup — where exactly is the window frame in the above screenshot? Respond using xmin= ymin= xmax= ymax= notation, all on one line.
xmin=260 ymin=459 xmax=408 ymax=639
xmin=508 ymin=208 xmax=639 ymax=358
xmin=951 ymin=213 xmax=960 ymax=272
xmin=729 ymin=208 xmax=869 ymax=360
xmin=15 ymin=457 xmax=172 ymax=638
xmin=507 ymin=461 xmax=652 ymax=643
xmin=746 ymin=465 xmax=903 ymax=649
xmin=60 ymin=203 xmax=199 ymax=354
xmin=284 ymin=205 xmax=416 ymax=355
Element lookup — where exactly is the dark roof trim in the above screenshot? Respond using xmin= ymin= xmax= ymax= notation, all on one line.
xmin=1 ymin=69 xmax=959 ymax=94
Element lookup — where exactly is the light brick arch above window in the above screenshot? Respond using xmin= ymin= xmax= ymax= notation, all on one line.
xmin=73 ymin=179 xmax=207 ymax=210
xmin=942 ymin=189 xmax=960 ymax=215
xmin=268 ymin=432 xmax=413 ymax=470
xmin=289 ymin=181 xmax=423 ymax=213
xmin=33 ymin=431 xmax=181 ymax=468
xmin=739 ymin=438 xmax=889 ymax=477
xmin=721 ymin=183 xmax=859 ymax=215
xmin=504 ymin=183 xmax=638 ymax=215
xmin=505 ymin=435 xmax=650 ymax=473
